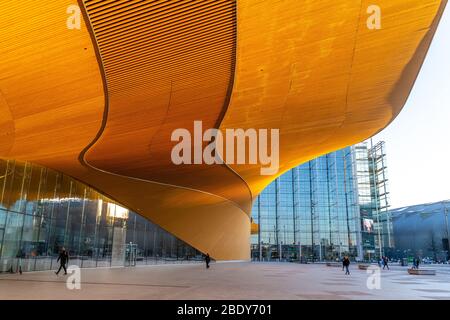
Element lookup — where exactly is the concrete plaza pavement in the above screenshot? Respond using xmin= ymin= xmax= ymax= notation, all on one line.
xmin=0 ymin=262 xmax=449 ymax=300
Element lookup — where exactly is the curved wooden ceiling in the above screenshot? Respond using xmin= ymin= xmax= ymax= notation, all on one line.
xmin=82 ymin=0 xmax=252 ymax=212
xmin=0 ymin=0 xmax=446 ymax=260
xmin=220 ymin=0 xmax=448 ymax=197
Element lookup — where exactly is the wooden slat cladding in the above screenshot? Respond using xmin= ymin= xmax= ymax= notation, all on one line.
xmin=0 ymin=0 xmax=251 ymax=260
xmin=81 ymin=0 xmax=251 ymax=212
xmin=219 ymin=0 xmax=447 ymax=197
xmin=0 ymin=0 xmax=445 ymax=260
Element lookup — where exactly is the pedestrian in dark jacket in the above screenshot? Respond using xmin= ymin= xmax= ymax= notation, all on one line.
xmin=55 ymin=247 xmax=69 ymax=275
xmin=343 ymin=256 xmax=350 ymax=275
xmin=205 ymin=253 xmax=211 ymax=269
xmin=16 ymin=249 xmax=25 ymax=275
xmin=382 ymin=256 xmax=389 ymax=270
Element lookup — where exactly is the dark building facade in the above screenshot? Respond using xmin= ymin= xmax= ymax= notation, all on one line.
xmin=390 ymin=201 xmax=450 ymax=262
xmin=0 ymin=159 xmax=203 ymax=273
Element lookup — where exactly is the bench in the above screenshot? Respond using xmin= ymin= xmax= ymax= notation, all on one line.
xmin=407 ymin=268 xmax=436 ymax=275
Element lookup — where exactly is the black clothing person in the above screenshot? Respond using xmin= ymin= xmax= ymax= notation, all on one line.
xmin=55 ymin=248 xmax=69 ymax=275
xmin=382 ymin=256 xmax=390 ymax=270
xmin=343 ymin=256 xmax=350 ymax=275
xmin=205 ymin=253 xmax=211 ymax=269
xmin=16 ymin=249 xmax=25 ymax=275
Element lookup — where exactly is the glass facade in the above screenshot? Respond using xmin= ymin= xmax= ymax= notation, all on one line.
xmin=355 ymin=141 xmax=393 ymax=260
xmin=251 ymin=147 xmax=361 ymax=262
xmin=0 ymin=159 xmax=203 ymax=273
xmin=390 ymin=201 xmax=450 ymax=262
xmin=251 ymin=141 xmax=392 ymax=262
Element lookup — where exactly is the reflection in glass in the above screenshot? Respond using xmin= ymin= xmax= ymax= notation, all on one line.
xmin=251 ymin=143 xmax=392 ymax=263
xmin=0 ymin=159 xmax=203 ymax=273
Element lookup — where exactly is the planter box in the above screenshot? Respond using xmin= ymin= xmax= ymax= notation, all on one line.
xmin=407 ymin=268 xmax=436 ymax=275
xmin=326 ymin=262 xmax=342 ymax=267
xmin=358 ymin=264 xmax=371 ymax=270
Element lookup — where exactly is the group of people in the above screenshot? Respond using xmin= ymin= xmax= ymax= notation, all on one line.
xmin=341 ymin=255 xmax=393 ymax=275
xmin=411 ymin=257 xmax=421 ymax=269
xmin=13 ymin=247 xmax=69 ymax=276
xmin=45 ymin=247 xmax=430 ymax=276
xmin=378 ymin=256 xmax=390 ymax=269
xmin=53 ymin=247 xmax=212 ymax=275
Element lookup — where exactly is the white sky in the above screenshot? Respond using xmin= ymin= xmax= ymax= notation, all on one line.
xmin=373 ymin=5 xmax=450 ymax=209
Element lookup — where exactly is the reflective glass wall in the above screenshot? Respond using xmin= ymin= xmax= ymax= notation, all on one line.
xmin=354 ymin=141 xmax=393 ymax=260
xmin=251 ymin=142 xmax=393 ymax=263
xmin=0 ymin=159 xmax=203 ymax=273
xmin=251 ymin=147 xmax=362 ymax=262
xmin=390 ymin=201 xmax=450 ymax=262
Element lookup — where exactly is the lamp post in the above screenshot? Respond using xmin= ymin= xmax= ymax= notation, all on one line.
xmin=319 ymin=239 xmax=323 ymax=261
xmin=298 ymin=241 xmax=302 ymax=263
xmin=279 ymin=241 xmax=282 ymax=262
xmin=259 ymin=241 xmax=263 ymax=262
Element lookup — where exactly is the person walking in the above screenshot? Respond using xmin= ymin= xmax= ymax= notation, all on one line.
xmin=382 ymin=256 xmax=389 ymax=270
xmin=415 ymin=257 xmax=420 ymax=269
xmin=16 ymin=248 xmax=24 ymax=275
xmin=55 ymin=247 xmax=69 ymax=275
xmin=343 ymin=256 xmax=350 ymax=275
xmin=205 ymin=253 xmax=211 ymax=269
